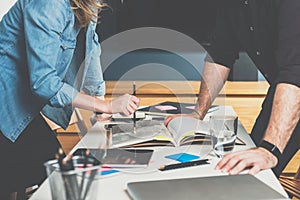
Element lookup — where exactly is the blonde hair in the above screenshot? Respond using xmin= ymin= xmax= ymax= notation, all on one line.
xmin=70 ymin=0 xmax=106 ymax=27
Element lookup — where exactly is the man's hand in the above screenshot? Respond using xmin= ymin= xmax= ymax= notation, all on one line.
xmin=164 ymin=114 xmax=182 ymax=126
xmin=164 ymin=112 xmax=201 ymax=126
xmin=215 ymin=147 xmax=278 ymax=175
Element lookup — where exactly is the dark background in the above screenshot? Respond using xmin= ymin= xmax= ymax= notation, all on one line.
xmin=98 ymin=0 xmax=217 ymax=44
xmin=97 ymin=0 xmax=259 ymax=81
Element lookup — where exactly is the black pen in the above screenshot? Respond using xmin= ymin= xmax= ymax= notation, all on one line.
xmin=79 ymin=149 xmax=90 ymax=199
xmin=133 ymin=81 xmax=137 ymax=134
xmin=57 ymin=149 xmax=80 ymax=200
xmin=82 ymin=156 xmax=101 ymax=200
xmin=159 ymin=159 xmax=210 ymax=171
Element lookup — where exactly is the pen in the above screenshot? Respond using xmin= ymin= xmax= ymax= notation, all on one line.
xmin=159 ymin=159 xmax=210 ymax=171
xmin=57 ymin=149 xmax=80 ymax=200
xmin=82 ymin=156 xmax=101 ymax=200
xmin=133 ymin=81 xmax=137 ymax=134
xmin=79 ymin=149 xmax=90 ymax=199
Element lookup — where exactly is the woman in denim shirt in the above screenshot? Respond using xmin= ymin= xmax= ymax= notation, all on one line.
xmin=0 ymin=0 xmax=139 ymax=198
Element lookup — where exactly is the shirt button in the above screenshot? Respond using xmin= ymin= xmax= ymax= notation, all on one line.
xmin=256 ymin=51 xmax=261 ymax=56
xmin=264 ymin=74 xmax=269 ymax=78
xmin=250 ymin=26 xmax=254 ymax=31
xmin=244 ymin=0 xmax=248 ymax=5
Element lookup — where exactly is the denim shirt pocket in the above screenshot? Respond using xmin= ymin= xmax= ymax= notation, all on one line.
xmin=0 ymin=48 xmax=8 ymax=63
xmin=61 ymin=39 xmax=76 ymax=50
xmin=56 ymin=38 xmax=76 ymax=75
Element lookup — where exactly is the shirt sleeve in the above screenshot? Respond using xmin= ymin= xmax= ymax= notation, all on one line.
xmin=81 ymin=28 xmax=106 ymax=96
xmin=205 ymin=3 xmax=241 ymax=69
xmin=24 ymin=0 xmax=79 ymax=108
xmin=275 ymin=0 xmax=300 ymax=87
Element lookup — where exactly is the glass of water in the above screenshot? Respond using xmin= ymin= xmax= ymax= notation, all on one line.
xmin=209 ymin=115 xmax=238 ymax=158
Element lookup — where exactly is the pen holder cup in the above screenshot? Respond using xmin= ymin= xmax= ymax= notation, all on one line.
xmin=44 ymin=156 xmax=101 ymax=200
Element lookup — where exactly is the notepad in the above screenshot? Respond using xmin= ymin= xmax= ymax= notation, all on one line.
xmin=165 ymin=153 xmax=200 ymax=162
xmin=155 ymin=105 xmax=178 ymax=111
xmin=99 ymin=168 xmax=119 ymax=176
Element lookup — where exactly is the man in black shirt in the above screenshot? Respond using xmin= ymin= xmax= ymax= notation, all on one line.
xmin=166 ymin=0 xmax=300 ymax=177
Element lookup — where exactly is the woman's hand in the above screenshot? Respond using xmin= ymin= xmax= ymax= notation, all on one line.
xmin=90 ymin=113 xmax=112 ymax=125
xmin=108 ymin=94 xmax=140 ymax=115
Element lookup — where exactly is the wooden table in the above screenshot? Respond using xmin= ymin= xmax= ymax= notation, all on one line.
xmin=105 ymin=81 xmax=269 ymax=133
xmin=30 ymin=106 xmax=288 ymax=200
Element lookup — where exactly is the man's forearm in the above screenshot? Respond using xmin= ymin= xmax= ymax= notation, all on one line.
xmin=195 ymin=62 xmax=231 ymax=119
xmin=263 ymin=83 xmax=300 ymax=152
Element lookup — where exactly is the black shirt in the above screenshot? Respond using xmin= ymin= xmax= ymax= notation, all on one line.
xmin=206 ymin=0 xmax=300 ymax=87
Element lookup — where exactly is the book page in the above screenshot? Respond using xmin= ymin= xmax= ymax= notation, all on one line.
xmin=167 ymin=116 xmax=210 ymax=146
xmin=111 ymin=120 xmax=173 ymax=147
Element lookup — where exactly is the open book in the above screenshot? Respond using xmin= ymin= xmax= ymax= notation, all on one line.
xmin=110 ymin=117 xmax=212 ymax=148
xmin=109 ymin=106 xmax=245 ymax=148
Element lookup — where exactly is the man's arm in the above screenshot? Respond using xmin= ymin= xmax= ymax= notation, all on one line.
xmin=264 ymin=83 xmax=300 ymax=152
xmin=165 ymin=61 xmax=230 ymax=125
xmin=195 ymin=62 xmax=231 ymax=119
xmin=216 ymin=83 xmax=300 ymax=175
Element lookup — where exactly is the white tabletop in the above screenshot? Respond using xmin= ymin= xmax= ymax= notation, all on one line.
xmin=30 ymin=110 xmax=288 ymax=199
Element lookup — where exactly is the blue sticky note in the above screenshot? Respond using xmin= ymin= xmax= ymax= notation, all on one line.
xmin=99 ymin=169 xmax=119 ymax=176
xmin=165 ymin=153 xmax=200 ymax=163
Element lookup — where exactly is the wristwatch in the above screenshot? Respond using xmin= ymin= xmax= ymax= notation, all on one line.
xmin=258 ymin=140 xmax=281 ymax=160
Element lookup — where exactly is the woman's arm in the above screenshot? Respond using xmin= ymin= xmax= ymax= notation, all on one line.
xmin=72 ymin=92 xmax=139 ymax=115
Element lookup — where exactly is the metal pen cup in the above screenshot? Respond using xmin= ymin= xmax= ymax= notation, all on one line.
xmin=44 ymin=156 xmax=101 ymax=200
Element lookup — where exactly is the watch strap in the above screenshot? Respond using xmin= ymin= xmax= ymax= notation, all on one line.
xmin=258 ymin=140 xmax=281 ymax=160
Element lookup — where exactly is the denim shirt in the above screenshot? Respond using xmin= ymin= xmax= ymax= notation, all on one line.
xmin=0 ymin=0 xmax=105 ymax=142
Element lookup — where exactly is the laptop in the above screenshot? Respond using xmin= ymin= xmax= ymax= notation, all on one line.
xmin=127 ymin=174 xmax=288 ymax=200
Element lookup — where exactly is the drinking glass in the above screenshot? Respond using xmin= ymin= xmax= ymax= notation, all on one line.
xmin=209 ymin=115 xmax=238 ymax=158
